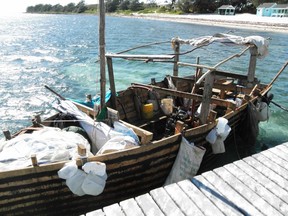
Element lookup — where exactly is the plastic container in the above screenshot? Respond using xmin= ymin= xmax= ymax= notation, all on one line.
xmin=216 ymin=117 xmax=228 ymax=135
xmin=160 ymin=98 xmax=173 ymax=115
xmin=142 ymin=103 xmax=154 ymax=119
xmin=147 ymin=99 xmax=158 ymax=111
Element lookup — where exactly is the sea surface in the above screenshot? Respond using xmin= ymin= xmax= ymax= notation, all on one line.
xmin=0 ymin=13 xmax=287 ymax=149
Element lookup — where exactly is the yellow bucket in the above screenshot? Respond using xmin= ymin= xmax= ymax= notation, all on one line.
xmin=142 ymin=103 xmax=153 ymax=119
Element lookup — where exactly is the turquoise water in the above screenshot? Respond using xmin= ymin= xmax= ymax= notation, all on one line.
xmin=0 ymin=13 xmax=288 ymax=148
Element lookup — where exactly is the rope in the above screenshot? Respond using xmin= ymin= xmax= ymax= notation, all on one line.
xmin=270 ymin=100 xmax=288 ymax=112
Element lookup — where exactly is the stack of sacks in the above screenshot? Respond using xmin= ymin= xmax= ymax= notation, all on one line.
xmin=0 ymin=127 xmax=92 ymax=171
xmin=58 ymin=161 xmax=107 ymax=196
xmin=53 ymin=100 xmax=140 ymax=154
xmin=96 ymin=121 xmax=140 ymax=155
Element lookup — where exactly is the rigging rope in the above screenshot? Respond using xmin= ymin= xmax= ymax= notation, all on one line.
xmin=270 ymin=100 xmax=288 ymax=112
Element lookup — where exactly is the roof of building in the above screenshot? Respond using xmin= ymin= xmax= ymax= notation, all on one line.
xmin=257 ymin=3 xmax=276 ymax=9
xmin=273 ymin=4 xmax=288 ymax=9
xmin=218 ymin=5 xmax=235 ymax=10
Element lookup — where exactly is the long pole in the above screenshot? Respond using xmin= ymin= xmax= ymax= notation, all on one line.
xmin=99 ymin=0 xmax=106 ymax=109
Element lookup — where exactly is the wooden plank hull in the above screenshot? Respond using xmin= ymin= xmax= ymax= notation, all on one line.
xmin=0 ymin=103 xmax=251 ymax=215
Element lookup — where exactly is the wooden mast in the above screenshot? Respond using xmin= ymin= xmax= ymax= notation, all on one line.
xmin=99 ymin=0 xmax=106 ymax=109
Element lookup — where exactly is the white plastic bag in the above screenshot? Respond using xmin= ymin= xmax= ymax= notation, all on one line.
xmin=58 ymin=161 xmax=78 ymax=180
xmin=82 ymin=161 xmax=106 ymax=176
xmin=66 ymin=169 xmax=87 ymax=196
xmin=81 ymin=172 xmax=107 ymax=196
xmin=165 ymin=137 xmax=206 ymax=185
xmin=256 ymin=102 xmax=270 ymax=121
xmin=97 ymin=135 xmax=138 ymax=155
xmin=113 ymin=121 xmax=140 ymax=144
xmin=206 ymin=117 xmax=231 ymax=154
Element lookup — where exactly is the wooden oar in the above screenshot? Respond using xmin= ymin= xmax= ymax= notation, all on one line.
xmin=44 ymin=85 xmax=66 ymax=100
xmin=268 ymin=60 xmax=288 ymax=87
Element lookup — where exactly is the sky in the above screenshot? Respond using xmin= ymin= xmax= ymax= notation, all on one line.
xmin=0 ymin=0 xmax=97 ymax=15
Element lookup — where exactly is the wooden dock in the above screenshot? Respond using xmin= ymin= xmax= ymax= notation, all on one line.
xmin=85 ymin=142 xmax=288 ymax=216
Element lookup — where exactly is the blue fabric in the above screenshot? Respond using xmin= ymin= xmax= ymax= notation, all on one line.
xmin=70 ymin=90 xmax=111 ymax=108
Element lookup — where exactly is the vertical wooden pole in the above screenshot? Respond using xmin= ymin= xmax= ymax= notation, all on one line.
xmin=3 ymin=130 xmax=11 ymax=140
xmin=107 ymin=57 xmax=117 ymax=109
xmin=199 ymin=71 xmax=215 ymax=125
xmin=31 ymin=154 xmax=38 ymax=167
xmin=247 ymin=46 xmax=257 ymax=87
xmin=99 ymin=0 xmax=106 ymax=109
xmin=173 ymin=41 xmax=179 ymax=77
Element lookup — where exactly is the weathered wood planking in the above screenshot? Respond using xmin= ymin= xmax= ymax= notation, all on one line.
xmin=164 ymin=183 xmax=205 ymax=215
xmin=149 ymin=187 xmax=184 ymax=216
xmin=86 ymin=142 xmax=288 ymax=216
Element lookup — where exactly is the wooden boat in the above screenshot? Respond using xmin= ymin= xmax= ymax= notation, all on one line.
xmin=1 ymin=4 xmax=288 ymax=215
xmin=1 ymin=34 xmax=286 ymax=215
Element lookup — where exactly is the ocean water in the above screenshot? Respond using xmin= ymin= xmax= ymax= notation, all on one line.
xmin=0 ymin=13 xmax=287 ymax=148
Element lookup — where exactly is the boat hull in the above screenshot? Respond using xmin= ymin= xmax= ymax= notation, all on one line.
xmin=0 ymin=103 xmax=252 ymax=215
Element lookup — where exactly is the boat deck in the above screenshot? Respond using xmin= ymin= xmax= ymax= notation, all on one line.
xmin=84 ymin=142 xmax=288 ymax=216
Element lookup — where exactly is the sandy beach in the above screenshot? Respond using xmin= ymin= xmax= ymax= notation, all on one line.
xmin=122 ymin=13 xmax=288 ymax=33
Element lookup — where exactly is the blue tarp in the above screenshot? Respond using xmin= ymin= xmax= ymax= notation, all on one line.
xmin=70 ymin=90 xmax=111 ymax=108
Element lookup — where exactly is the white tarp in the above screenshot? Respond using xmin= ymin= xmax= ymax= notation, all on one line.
xmin=176 ymin=33 xmax=269 ymax=58
xmin=0 ymin=127 xmax=92 ymax=171
xmin=53 ymin=100 xmax=139 ymax=154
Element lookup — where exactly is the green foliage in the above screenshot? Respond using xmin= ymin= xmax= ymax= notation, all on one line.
xmin=129 ymin=0 xmax=145 ymax=11
xmin=26 ymin=0 xmax=287 ymax=15
xmin=26 ymin=0 xmax=89 ymax=14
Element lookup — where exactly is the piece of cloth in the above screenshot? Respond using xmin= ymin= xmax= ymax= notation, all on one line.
xmin=175 ymin=33 xmax=269 ymax=58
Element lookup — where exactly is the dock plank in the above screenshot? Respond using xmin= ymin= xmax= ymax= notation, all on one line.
xmin=253 ymin=153 xmax=288 ymax=179
xmin=260 ymin=150 xmax=288 ymax=170
xmin=86 ymin=209 xmax=106 ymax=216
xmin=85 ymin=142 xmax=288 ymax=216
xmin=201 ymin=170 xmax=262 ymax=215
xmin=268 ymin=145 xmax=288 ymax=162
xmin=224 ymin=163 xmax=288 ymax=215
xmin=192 ymin=175 xmax=243 ymax=216
xmin=135 ymin=193 xmax=165 ymax=216
xmin=119 ymin=198 xmax=144 ymax=216
xmin=178 ymin=179 xmax=225 ymax=216
xmin=150 ymin=187 xmax=184 ymax=216
xmin=103 ymin=203 xmax=125 ymax=216
xmin=233 ymin=159 xmax=288 ymax=204
xmin=243 ymin=156 xmax=288 ymax=192
xmin=214 ymin=166 xmax=282 ymax=216
xmin=164 ymin=183 xmax=205 ymax=215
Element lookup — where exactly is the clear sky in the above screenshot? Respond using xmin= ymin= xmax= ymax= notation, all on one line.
xmin=0 ymin=0 xmax=97 ymax=15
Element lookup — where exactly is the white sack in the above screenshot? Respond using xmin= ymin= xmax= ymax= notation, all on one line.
xmin=66 ymin=169 xmax=87 ymax=196
xmin=165 ymin=137 xmax=206 ymax=185
xmin=0 ymin=127 xmax=91 ymax=171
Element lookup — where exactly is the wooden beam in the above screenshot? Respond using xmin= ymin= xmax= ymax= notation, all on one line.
xmin=173 ymin=40 xmax=180 ymax=76
xmin=199 ymin=72 xmax=215 ymax=124
xmin=31 ymin=154 xmax=38 ymax=167
xmin=99 ymin=0 xmax=106 ymax=109
xmin=119 ymin=120 xmax=153 ymax=145
xmin=105 ymin=53 xmax=175 ymax=60
xmin=131 ymin=83 xmax=236 ymax=109
xmin=107 ymin=57 xmax=117 ymax=109
xmin=247 ymin=46 xmax=258 ymax=87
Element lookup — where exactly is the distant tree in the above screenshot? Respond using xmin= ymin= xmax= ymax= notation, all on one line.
xmin=129 ymin=0 xmax=144 ymax=11
xmin=52 ymin=4 xmax=64 ymax=12
xmin=64 ymin=3 xmax=76 ymax=12
xmin=193 ymin=0 xmax=217 ymax=13
xmin=75 ymin=0 xmax=87 ymax=13
xmin=119 ymin=0 xmax=130 ymax=10
xmin=106 ymin=0 xmax=120 ymax=12
xmin=177 ymin=0 xmax=194 ymax=13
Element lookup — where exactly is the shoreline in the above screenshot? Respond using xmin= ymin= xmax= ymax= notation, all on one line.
xmin=116 ymin=13 xmax=288 ymax=33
